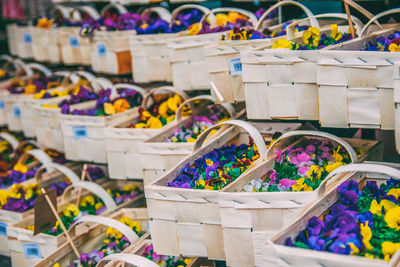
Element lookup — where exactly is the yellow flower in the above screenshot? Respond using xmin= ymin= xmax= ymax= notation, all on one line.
xmin=348 ymin=243 xmax=359 ymax=255
xmin=381 ymin=241 xmax=400 ymax=262
xmin=122 ymin=184 xmax=137 ymax=192
xmin=53 ymin=264 xmax=60 ymax=267
xmin=42 ymin=104 xmax=58 ymax=109
xmin=188 ymin=23 xmax=202 ymax=35
xmin=184 ymin=258 xmax=193 ymax=264
xmin=389 ymin=42 xmax=400 ymax=52
xmin=63 ymin=204 xmax=80 ymax=218
xmin=360 ymin=221 xmax=373 ymax=251
xmin=37 ymin=17 xmax=53 ymax=29
xmin=134 ymin=122 xmax=147 ymax=129
xmin=147 ymin=116 xmax=163 ymax=129
xmin=0 ymin=69 xmax=5 ymax=78
xmin=332 ymin=146 xmax=343 ymax=162
xmin=187 ymin=137 xmax=196 ymax=143
xmin=33 ymin=90 xmax=47 ymax=99
xmin=25 ymin=83 xmax=37 ymax=94
xmin=291 ymin=178 xmax=313 ymax=192
xmin=158 ymin=101 xmax=168 ymax=118
xmin=95 ymin=202 xmax=103 ymax=210
xmin=8 ymin=184 xmax=23 ymax=199
xmin=166 ymin=115 xmax=175 ymax=124
xmin=113 ymin=99 xmax=130 ymax=113
xmin=80 ymin=195 xmax=95 ymax=207
xmin=306 ymin=165 xmax=323 ymax=179
xmin=369 ymin=199 xmax=397 ymax=216
xmin=330 ymin=24 xmax=342 ymax=41
xmin=13 ymin=163 xmax=28 ymax=173
xmin=167 ymin=94 xmax=182 ymax=113
xmin=106 ymin=227 xmax=123 ymax=239
xmin=325 ymin=161 xmax=344 ymax=173
xmin=50 ymin=90 xmax=68 ymax=98
xmin=216 ymin=13 xmax=228 ymax=27
xmin=197 ymin=179 xmax=205 ymax=187
xmin=104 ymin=103 xmax=116 ymax=115
xmin=119 ymin=216 xmax=135 ymax=228
xmin=140 ymin=24 xmax=148 ymax=30
xmin=272 ymin=39 xmax=291 ymax=49
xmin=384 ymin=206 xmax=400 ymax=230
xmin=303 ymin=27 xmax=320 ymax=47
xmin=0 ymin=190 xmax=9 ymax=206
xmin=11 ymin=78 xmax=25 ymax=87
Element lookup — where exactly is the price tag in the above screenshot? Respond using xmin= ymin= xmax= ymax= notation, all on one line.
xmin=13 ymin=106 xmax=20 ymax=118
xmin=23 ymin=243 xmax=42 ymax=259
xmin=97 ymin=43 xmax=107 ymax=56
xmin=72 ymin=126 xmax=88 ymax=139
xmin=229 ymin=57 xmax=242 ymax=76
xmin=23 ymin=33 xmax=32 ymax=44
xmin=69 ymin=36 xmax=80 ymax=47
xmin=0 ymin=222 xmax=7 ymax=236
xmin=0 ymin=101 xmax=5 ymax=110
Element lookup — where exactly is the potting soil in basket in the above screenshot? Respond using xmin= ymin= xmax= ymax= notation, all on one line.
xmin=286 ymin=178 xmax=400 ymax=261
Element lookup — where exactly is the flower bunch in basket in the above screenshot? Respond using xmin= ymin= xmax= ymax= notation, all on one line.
xmin=35 ymin=17 xmax=53 ymax=29
xmin=0 ymin=184 xmax=41 ymax=212
xmin=7 ymin=75 xmax=60 ymax=95
xmin=168 ymin=136 xmax=260 ymax=190
xmin=56 ymin=86 xmax=98 ymax=114
xmin=165 ymin=105 xmax=230 ymax=143
xmin=286 ymin=178 xmax=400 ymax=261
xmin=244 ymin=139 xmax=351 ymax=192
xmin=132 ymin=94 xmax=185 ymax=129
xmin=367 ymin=31 xmax=400 ymax=52
xmin=143 ymin=244 xmax=193 ymax=267
xmin=62 ymin=88 xmax=143 ymax=116
xmin=273 ymin=24 xmax=356 ymax=50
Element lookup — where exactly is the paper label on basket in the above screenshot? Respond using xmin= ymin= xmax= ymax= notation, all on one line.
xmin=0 ymin=101 xmax=4 ymax=110
xmin=229 ymin=57 xmax=242 ymax=76
xmin=13 ymin=106 xmax=20 ymax=118
xmin=23 ymin=243 xmax=42 ymax=259
xmin=69 ymin=36 xmax=80 ymax=47
xmin=72 ymin=125 xmax=88 ymax=139
xmin=97 ymin=43 xmax=107 ymax=56
xmin=23 ymin=33 xmax=32 ymax=44
xmin=0 ymin=222 xmax=7 ymax=236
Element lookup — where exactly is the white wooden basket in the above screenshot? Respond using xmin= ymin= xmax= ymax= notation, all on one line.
xmin=217 ymin=130 xmax=382 ymax=267
xmin=90 ymin=3 xmax=135 ymax=75
xmin=61 ymin=82 xmax=147 ymax=164
xmin=33 ymin=71 xmax=100 ymax=152
xmin=32 ymin=208 xmax=148 ymax=267
xmin=145 ymin=120 xmax=301 ymax=260
xmin=204 ymin=0 xmax=316 ymax=103
xmin=4 ymin=63 xmax=52 ymax=133
xmin=105 ymin=86 xmax=189 ymax=180
xmin=242 ymin=13 xmax=363 ymax=120
xmin=168 ymin=7 xmax=257 ymax=92
xmin=59 ymin=6 xmax=99 ymax=66
xmin=6 ymin=24 xmax=18 ymax=56
xmin=14 ymin=25 xmax=34 ymax=59
xmin=139 ymin=95 xmax=237 ymax=185
xmin=318 ymin=9 xmax=400 ymax=130
xmin=269 ymin=163 xmax=400 ymax=267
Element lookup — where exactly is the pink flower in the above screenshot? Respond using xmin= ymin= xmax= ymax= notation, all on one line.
xmin=279 ymin=179 xmax=297 ymax=190
xmin=274 ymin=150 xmax=283 ymax=163
xmin=269 ymin=170 xmax=277 ymax=184
xmin=298 ymin=166 xmax=309 ymax=175
xmin=305 ymin=145 xmax=316 ymax=154
xmin=296 ymin=152 xmax=311 ymax=163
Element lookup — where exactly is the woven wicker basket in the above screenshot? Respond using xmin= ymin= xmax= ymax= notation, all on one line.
xmin=61 ymin=82 xmax=147 ymax=164
xmin=168 ymin=7 xmax=258 ymax=92
xmin=145 ymin=120 xmax=301 ymax=260
xmin=217 ymin=130 xmax=382 ymax=267
xmin=105 ymin=86 xmax=190 ymax=180
xmin=14 ymin=25 xmax=34 ymax=59
xmin=6 ymin=24 xmax=18 ymax=56
xmin=139 ymin=95 xmax=237 ymax=185
xmin=31 ymin=208 xmax=148 ymax=267
xmin=269 ymin=163 xmax=400 ymax=267
xmin=242 ymin=13 xmax=363 ymax=120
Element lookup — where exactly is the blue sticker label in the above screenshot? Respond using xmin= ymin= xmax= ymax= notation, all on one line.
xmin=72 ymin=126 xmax=88 ymax=139
xmin=23 ymin=243 xmax=42 ymax=259
xmin=97 ymin=43 xmax=107 ymax=56
xmin=0 ymin=101 xmax=5 ymax=110
xmin=69 ymin=36 xmax=80 ymax=47
xmin=13 ymin=106 xmax=20 ymax=118
xmin=229 ymin=57 xmax=242 ymax=76
xmin=0 ymin=222 xmax=7 ymax=236
xmin=23 ymin=33 xmax=32 ymax=44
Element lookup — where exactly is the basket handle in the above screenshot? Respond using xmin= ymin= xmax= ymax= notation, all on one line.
xmin=266 ymin=130 xmax=358 ymax=163
xmin=175 ymin=95 xmax=235 ymax=122
xmin=96 ymin=254 xmax=159 ymax=267
xmin=113 ymin=83 xmax=148 ymax=101
xmin=342 ymin=0 xmax=383 ymax=29
xmin=13 ymin=59 xmax=34 ymax=78
xmin=193 ymin=120 xmax=267 ymax=157
xmin=62 ymin=181 xmax=117 ymax=211
xmin=25 ymin=63 xmax=52 ymax=77
xmin=101 ymin=3 xmax=128 ymax=16
xmin=170 ymin=4 xmax=211 ymax=24
xmin=94 ymin=77 xmax=119 ymax=98
xmin=53 ymin=71 xmax=80 ymax=89
xmin=141 ymin=86 xmax=190 ymax=110
xmin=53 ymin=5 xmax=74 ymax=19
xmin=68 ymin=215 xmax=139 ymax=244
xmin=16 ymin=149 xmax=54 ymax=167
xmin=286 ymin=13 xmax=363 ymax=40
xmin=141 ymin=6 xmax=172 ymax=23
xmin=318 ymin=163 xmax=400 ymax=197
xmin=255 ymin=0 xmax=317 ymax=30
xmin=0 ymin=55 xmax=13 ymax=62
xmin=70 ymin=6 xmax=101 ymax=21
xmin=34 ymin=162 xmax=80 ymax=185
xmin=200 ymin=7 xmax=258 ymax=28
xmin=360 ymin=8 xmax=400 ymax=38
xmin=0 ymin=132 xmax=19 ymax=151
